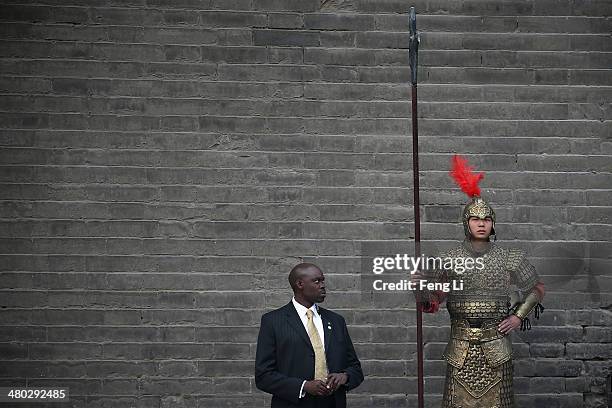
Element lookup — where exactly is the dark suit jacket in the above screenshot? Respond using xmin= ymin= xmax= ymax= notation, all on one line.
xmin=255 ymin=302 xmax=364 ymax=408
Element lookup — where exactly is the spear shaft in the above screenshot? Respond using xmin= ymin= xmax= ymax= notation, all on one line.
xmin=408 ymin=6 xmax=424 ymax=408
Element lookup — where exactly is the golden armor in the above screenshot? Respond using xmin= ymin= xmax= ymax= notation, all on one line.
xmin=421 ymin=240 xmax=545 ymax=408
xmin=420 ymin=155 xmax=546 ymax=407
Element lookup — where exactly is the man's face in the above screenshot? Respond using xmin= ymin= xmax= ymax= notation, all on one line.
xmin=298 ymin=267 xmax=327 ymax=304
xmin=468 ymin=216 xmax=493 ymax=240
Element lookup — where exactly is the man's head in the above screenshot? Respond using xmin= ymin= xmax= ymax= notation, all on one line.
xmin=289 ymin=263 xmax=326 ymax=305
xmin=462 ymin=197 xmax=496 ymax=240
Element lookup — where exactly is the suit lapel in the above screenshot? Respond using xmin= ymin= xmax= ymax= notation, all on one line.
xmin=284 ymin=303 xmax=314 ymax=351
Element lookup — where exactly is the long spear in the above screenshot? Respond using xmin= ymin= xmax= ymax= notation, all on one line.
xmin=408 ymin=6 xmax=424 ymax=408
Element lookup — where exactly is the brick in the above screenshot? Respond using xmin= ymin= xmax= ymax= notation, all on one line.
xmin=197 ymin=396 xmax=266 ymax=407
xmin=463 ymin=0 xmax=534 ymax=15
xmin=28 ymin=378 xmax=101 ymax=395
xmin=567 ymin=343 xmax=612 ymax=360
xmin=320 ymin=31 xmax=356 ymax=47
xmin=356 ymin=31 xmax=411 ymax=49
xmin=101 ymin=379 xmax=138 ymax=394
xmin=462 ymin=33 xmax=571 ymax=51
xmin=89 ymin=396 xmax=158 ymax=408
xmin=30 ymin=343 xmax=103 ymax=360
xmin=199 ymin=11 xmax=267 ymax=28
xmin=583 ymin=327 xmax=612 ymax=343
xmin=86 ymin=361 xmax=157 ymax=377
xmin=534 ymin=359 xmax=583 ymax=377
xmin=530 ymin=343 xmax=565 ymax=358
xmin=103 ymin=343 xmax=212 ymax=360
xmin=162 ymin=10 xmax=199 ymax=25
xmin=306 ymin=48 xmax=387 ymax=66
xmin=304 ymin=13 xmax=375 ymax=31
xmin=0 ymin=343 xmax=28 ymax=359
xmin=91 ymin=8 xmax=163 ymax=26
xmin=267 ymin=13 xmax=303 ymax=29
xmin=352 ymin=0 xmax=417 ymax=14
xmin=253 ymin=29 xmax=320 ymax=46
xmin=0 ymin=76 xmax=52 ymax=93
xmin=213 ymin=343 xmax=251 ymax=359
xmin=516 ymin=393 xmax=585 ymax=408
xmin=216 ymin=27 xmax=252 ymax=45
xmin=253 ymin=0 xmax=318 ymax=12
xmin=572 ymin=0 xmax=612 ymax=16
xmin=141 ymin=379 xmax=213 ymax=394
xmin=213 ymin=377 xmax=251 ymax=393
xmin=0 ymin=5 xmax=51 ymax=23
xmin=5 ymin=5 xmax=90 ymax=24
xmin=266 ymin=47 xmax=303 ymax=63
xmin=197 ymin=360 xmax=254 ymax=376
xmin=570 ymin=69 xmax=612 ymax=86
xmin=146 ymin=0 xmax=208 ymax=7
xmin=357 ymin=377 xmax=413 ymax=394
xmin=143 ymin=27 xmax=217 ymax=45
xmin=515 ymin=376 xmax=566 ymax=393
xmin=202 ymin=45 xmax=266 ymax=63
xmin=518 ymin=16 xmax=612 ymax=33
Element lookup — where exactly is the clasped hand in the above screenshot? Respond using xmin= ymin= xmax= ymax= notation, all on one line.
xmin=304 ymin=373 xmax=348 ymax=396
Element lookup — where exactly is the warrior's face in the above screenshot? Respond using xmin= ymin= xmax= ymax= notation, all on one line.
xmin=468 ymin=216 xmax=493 ymax=241
xmin=462 ymin=197 xmax=496 ymax=239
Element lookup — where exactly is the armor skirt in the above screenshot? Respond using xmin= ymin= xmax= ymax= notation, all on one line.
xmin=441 ymin=319 xmax=515 ymax=408
xmin=441 ymin=347 xmax=514 ymax=408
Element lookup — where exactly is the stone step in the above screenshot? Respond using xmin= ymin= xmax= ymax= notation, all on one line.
xmin=1 ymin=130 xmax=603 ymax=155
xmin=4 ymin=77 xmax=608 ymax=103
xmin=420 ymin=50 xmax=612 ymax=69
xmin=322 ymin=0 xmax=612 ymax=17
xmin=8 ymin=59 xmax=611 ymax=86
xmin=4 ymin=40 xmax=612 ymax=71
xmin=5 ymin=0 xmax=605 ymax=18
xmin=220 ymin=65 xmax=612 ymax=85
xmin=1 ymin=95 xmax=610 ymax=121
xmin=1 ymin=165 xmax=609 ymax=189
xmin=419 ymin=67 xmax=612 ymax=85
xmin=1 ymin=148 xmax=609 ymax=172
xmin=376 ymin=14 xmax=612 ymax=33
xmin=4 ymin=29 xmax=612 ymax=55
xmin=300 ymin=48 xmax=612 ymax=69
xmin=1 ymin=112 xmax=609 ymax=137
xmin=0 ymin=22 xmax=221 ymax=45
xmin=0 ymin=204 xmax=608 ymax=242
xmin=361 ymin=32 xmax=612 ymax=52
xmin=0 ymin=237 xmax=607 ymax=258
xmin=305 ymin=83 xmax=612 ymax=103
xmin=0 ymin=184 xmax=608 ymax=207
xmin=2 ymin=7 xmax=611 ymax=33
xmin=0 ymin=219 xmax=609 ymax=241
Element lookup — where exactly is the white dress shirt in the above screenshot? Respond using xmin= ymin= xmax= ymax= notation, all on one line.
xmin=292 ymin=297 xmax=326 ymax=398
xmin=292 ymin=297 xmax=325 ymax=345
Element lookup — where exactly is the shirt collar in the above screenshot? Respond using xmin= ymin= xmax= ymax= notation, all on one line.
xmin=292 ymin=297 xmax=319 ymax=318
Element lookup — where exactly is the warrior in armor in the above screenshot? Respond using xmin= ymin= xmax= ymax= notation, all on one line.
xmin=414 ymin=155 xmax=546 ymax=408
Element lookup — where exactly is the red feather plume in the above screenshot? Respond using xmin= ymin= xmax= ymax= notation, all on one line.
xmin=450 ymin=155 xmax=484 ymax=198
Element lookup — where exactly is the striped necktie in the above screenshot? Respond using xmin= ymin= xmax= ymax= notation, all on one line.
xmin=306 ymin=309 xmax=328 ymax=380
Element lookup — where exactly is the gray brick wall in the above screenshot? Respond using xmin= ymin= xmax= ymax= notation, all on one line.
xmin=0 ymin=0 xmax=610 ymax=407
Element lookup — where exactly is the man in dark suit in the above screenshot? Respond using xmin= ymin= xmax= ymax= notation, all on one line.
xmin=255 ymin=263 xmax=364 ymax=408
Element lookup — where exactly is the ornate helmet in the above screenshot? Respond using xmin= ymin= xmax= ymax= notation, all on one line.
xmin=449 ymin=155 xmax=496 ymax=238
